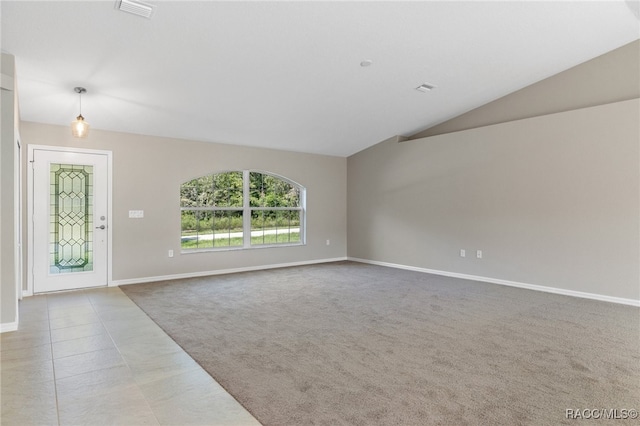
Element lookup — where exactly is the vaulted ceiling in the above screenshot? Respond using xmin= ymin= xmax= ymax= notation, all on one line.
xmin=2 ymin=1 xmax=639 ymax=156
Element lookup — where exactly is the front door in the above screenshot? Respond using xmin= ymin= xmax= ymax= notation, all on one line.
xmin=32 ymin=148 xmax=109 ymax=293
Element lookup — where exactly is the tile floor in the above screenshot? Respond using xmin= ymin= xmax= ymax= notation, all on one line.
xmin=1 ymin=286 xmax=261 ymax=426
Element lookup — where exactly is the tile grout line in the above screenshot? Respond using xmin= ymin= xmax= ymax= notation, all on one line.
xmin=87 ymin=288 xmax=162 ymax=426
xmin=46 ymin=294 xmax=62 ymax=426
xmin=46 ymin=308 xmax=113 ymax=361
xmin=49 ymin=290 xmax=113 ymax=425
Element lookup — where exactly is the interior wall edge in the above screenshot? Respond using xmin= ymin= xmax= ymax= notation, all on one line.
xmin=404 ymin=96 xmax=640 ymax=144
xmin=0 ymin=52 xmax=18 ymax=326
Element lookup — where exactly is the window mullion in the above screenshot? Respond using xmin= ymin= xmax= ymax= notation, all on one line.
xmin=242 ymin=170 xmax=251 ymax=248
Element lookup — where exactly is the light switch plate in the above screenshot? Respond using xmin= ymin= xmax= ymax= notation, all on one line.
xmin=129 ymin=210 xmax=144 ymax=218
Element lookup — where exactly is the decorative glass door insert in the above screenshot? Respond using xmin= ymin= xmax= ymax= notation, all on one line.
xmin=32 ymin=148 xmax=109 ymax=293
xmin=49 ymin=163 xmax=94 ymax=274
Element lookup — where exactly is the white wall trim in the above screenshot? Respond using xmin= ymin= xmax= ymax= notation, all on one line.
xmin=112 ymin=257 xmax=348 ymax=286
xmin=1 ymin=321 xmax=19 ymax=333
xmin=348 ymin=257 xmax=640 ymax=307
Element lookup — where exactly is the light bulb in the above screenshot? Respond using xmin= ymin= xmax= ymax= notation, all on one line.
xmin=71 ymin=115 xmax=90 ymax=138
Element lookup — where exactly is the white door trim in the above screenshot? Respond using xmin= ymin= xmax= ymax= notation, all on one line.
xmin=26 ymin=145 xmax=113 ymax=296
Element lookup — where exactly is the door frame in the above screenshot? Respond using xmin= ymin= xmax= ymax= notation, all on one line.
xmin=26 ymin=145 xmax=113 ymax=296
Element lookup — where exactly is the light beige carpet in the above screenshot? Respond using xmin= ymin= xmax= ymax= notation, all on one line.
xmin=121 ymin=261 xmax=640 ymax=425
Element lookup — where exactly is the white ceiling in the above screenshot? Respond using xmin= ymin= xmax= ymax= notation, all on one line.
xmin=2 ymin=1 xmax=639 ymax=157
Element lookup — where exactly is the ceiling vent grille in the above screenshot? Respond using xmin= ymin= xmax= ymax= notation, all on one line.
xmin=116 ymin=0 xmax=154 ymax=18
xmin=415 ymin=83 xmax=436 ymax=93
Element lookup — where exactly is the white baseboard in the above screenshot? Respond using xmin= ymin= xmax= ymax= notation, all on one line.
xmin=112 ymin=257 xmax=348 ymax=286
xmin=1 ymin=321 xmax=19 ymax=333
xmin=348 ymin=257 xmax=640 ymax=307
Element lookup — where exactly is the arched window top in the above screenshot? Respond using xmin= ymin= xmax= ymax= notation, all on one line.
xmin=249 ymin=171 xmax=302 ymax=208
xmin=180 ymin=170 xmax=305 ymax=251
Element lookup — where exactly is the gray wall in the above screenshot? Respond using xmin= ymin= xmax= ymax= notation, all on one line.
xmin=1 ymin=53 xmax=18 ymax=326
xmin=20 ymin=123 xmax=347 ymax=285
xmin=347 ymin=98 xmax=639 ymax=300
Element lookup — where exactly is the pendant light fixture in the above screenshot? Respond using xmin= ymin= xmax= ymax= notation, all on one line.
xmin=71 ymin=87 xmax=90 ymax=138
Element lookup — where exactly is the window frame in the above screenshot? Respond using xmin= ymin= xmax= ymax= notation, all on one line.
xmin=180 ymin=170 xmax=306 ymax=253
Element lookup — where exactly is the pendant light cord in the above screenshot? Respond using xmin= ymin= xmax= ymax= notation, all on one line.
xmin=74 ymin=87 xmax=87 ymax=118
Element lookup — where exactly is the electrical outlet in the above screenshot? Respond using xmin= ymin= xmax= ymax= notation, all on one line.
xmin=476 ymin=250 xmax=483 ymax=259
xmin=326 ymin=239 xmax=330 ymax=246
xmin=460 ymin=249 xmax=466 ymax=258
xmin=168 ymin=250 xmax=174 ymax=258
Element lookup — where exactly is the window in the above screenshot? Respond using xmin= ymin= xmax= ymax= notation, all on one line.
xmin=180 ymin=171 xmax=305 ymax=251
xmin=249 ymin=172 xmax=302 ymax=246
xmin=180 ymin=171 xmax=244 ymax=250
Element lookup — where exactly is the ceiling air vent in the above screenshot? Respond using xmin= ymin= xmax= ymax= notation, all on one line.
xmin=116 ymin=0 xmax=154 ymax=18
xmin=415 ymin=83 xmax=436 ymax=93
